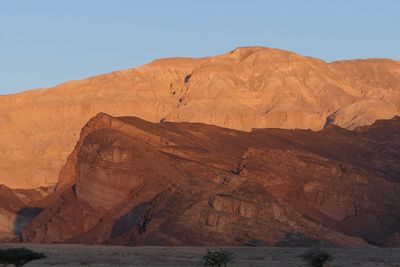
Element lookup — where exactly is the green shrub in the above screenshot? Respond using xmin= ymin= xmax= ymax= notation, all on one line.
xmin=0 ymin=248 xmax=45 ymax=267
xmin=301 ymin=248 xmax=332 ymax=267
xmin=202 ymin=249 xmax=234 ymax=267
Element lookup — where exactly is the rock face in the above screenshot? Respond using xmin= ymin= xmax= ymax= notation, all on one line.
xmin=1 ymin=46 xmax=400 ymax=189
xmin=19 ymin=113 xmax=400 ymax=246
xmin=0 ymin=185 xmax=47 ymax=241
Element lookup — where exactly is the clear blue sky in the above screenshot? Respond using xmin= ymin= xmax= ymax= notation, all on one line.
xmin=1 ymin=0 xmax=399 ymax=94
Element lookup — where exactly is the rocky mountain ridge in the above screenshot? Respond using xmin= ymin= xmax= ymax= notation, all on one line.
xmin=3 ymin=113 xmax=397 ymax=246
xmin=1 ymin=46 xmax=399 ymax=188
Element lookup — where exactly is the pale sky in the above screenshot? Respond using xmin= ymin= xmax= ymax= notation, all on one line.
xmin=1 ymin=0 xmax=399 ymax=94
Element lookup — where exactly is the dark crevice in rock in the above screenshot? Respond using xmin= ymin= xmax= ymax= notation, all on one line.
xmin=184 ymin=74 xmax=192 ymax=84
xmin=324 ymin=109 xmax=340 ymax=128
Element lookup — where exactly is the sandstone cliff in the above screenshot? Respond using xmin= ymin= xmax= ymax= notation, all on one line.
xmin=17 ymin=113 xmax=400 ymax=246
xmin=1 ymin=47 xmax=399 ymax=188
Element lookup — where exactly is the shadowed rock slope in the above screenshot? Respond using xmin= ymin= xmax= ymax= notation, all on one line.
xmin=1 ymin=46 xmax=400 ymax=188
xmin=17 ymin=113 xmax=400 ymax=246
xmin=0 ymin=185 xmax=50 ymax=241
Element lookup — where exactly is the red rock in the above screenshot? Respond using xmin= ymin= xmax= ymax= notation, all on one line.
xmin=16 ymin=114 xmax=400 ymax=246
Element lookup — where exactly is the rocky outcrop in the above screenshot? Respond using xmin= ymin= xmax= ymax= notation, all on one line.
xmin=1 ymin=46 xmax=400 ymax=189
xmin=0 ymin=185 xmax=47 ymax=241
xmin=18 ymin=114 xmax=400 ymax=246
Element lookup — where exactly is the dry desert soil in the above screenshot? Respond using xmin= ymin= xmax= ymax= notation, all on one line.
xmin=1 ymin=243 xmax=400 ymax=267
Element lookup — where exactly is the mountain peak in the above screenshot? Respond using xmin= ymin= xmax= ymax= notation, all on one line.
xmin=0 ymin=47 xmax=399 ymax=189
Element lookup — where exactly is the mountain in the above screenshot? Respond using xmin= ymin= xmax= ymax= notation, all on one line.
xmin=1 ymin=46 xmax=399 ymax=189
xmin=13 ymin=113 xmax=400 ymax=246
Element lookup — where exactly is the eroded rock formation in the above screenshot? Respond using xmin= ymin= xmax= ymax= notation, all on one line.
xmin=1 ymin=47 xmax=399 ymax=188
xmin=17 ymin=113 xmax=400 ymax=246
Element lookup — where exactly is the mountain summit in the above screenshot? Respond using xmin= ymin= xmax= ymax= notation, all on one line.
xmin=0 ymin=46 xmax=399 ymax=188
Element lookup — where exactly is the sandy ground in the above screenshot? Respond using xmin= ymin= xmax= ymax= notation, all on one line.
xmin=1 ymin=243 xmax=400 ymax=267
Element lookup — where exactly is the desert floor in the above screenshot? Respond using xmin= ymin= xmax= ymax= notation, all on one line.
xmin=1 ymin=243 xmax=400 ymax=267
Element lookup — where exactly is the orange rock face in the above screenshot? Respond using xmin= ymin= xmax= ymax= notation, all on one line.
xmin=1 ymin=47 xmax=399 ymax=189
xmin=18 ymin=114 xmax=400 ymax=246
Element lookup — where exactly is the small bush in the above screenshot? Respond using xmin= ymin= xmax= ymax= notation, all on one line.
xmin=301 ymin=248 xmax=332 ymax=267
xmin=202 ymin=249 xmax=234 ymax=267
xmin=0 ymin=248 xmax=46 ymax=267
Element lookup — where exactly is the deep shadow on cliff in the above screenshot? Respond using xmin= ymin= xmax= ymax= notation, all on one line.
xmin=13 ymin=207 xmax=44 ymax=235
xmin=11 ymin=113 xmax=400 ymax=247
xmin=0 ymin=185 xmax=47 ymax=241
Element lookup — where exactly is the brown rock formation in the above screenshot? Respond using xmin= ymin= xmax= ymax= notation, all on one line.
xmin=0 ymin=185 xmax=48 ymax=241
xmin=19 ymin=113 xmax=400 ymax=246
xmin=1 ymin=47 xmax=399 ymax=189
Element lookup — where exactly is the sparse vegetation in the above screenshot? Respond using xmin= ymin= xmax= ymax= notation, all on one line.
xmin=301 ymin=248 xmax=332 ymax=267
xmin=0 ymin=248 xmax=45 ymax=267
xmin=202 ymin=249 xmax=234 ymax=267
